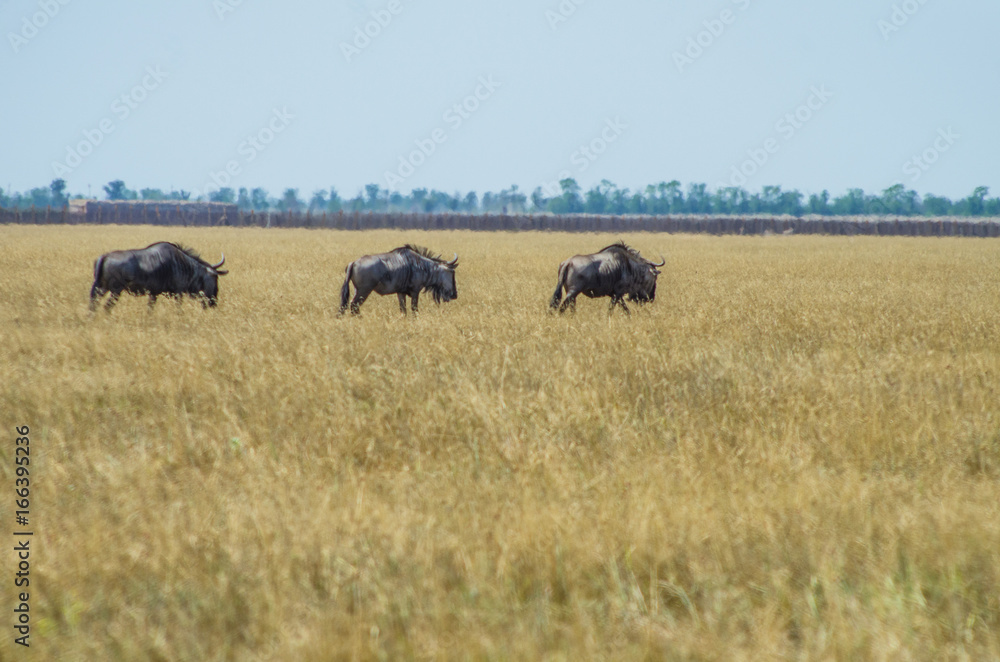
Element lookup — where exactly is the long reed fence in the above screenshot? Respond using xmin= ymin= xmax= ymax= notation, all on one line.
xmin=3 ymin=204 xmax=1000 ymax=238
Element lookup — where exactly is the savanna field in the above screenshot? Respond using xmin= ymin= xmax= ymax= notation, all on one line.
xmin=1 ymin=224 xmax=999 ymax=661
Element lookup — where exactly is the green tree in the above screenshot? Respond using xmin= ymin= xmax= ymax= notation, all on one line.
xmin=430 ymin=190 xmax=461 ymax=212
xmin=498 ymin=185 xmax=526 ymax=213
xmin=462 ymin=191 xmax=479 ymax=212
xmin=50 ymin=179 xmax=68 ymax=207
xmin=967 ymin=186 xmax=990 ymax=216
xmin=808 ymin=190 xmax=831 ymax=215
xmin=609 ymin=186 xmax=630 ymax=214
xmin=250 ymin=187 xmax=270 ymax=211
xmin=347 ymin=191 xmax=366 ymax=211
xmin=645 ymin=182 xmax=673 ymax=214
xmin=779 ymin=189 xmax=804 ymax=216
xmin=584 ymin=185 xmax=608 ymax=214
xmin=103 ymin=180 xmax=128 ymax=200
xmin=277 ymin=188 xmax=303 ymax=212
xmin=715 ymin=187 xmax=747 ymax=214
xmin=209 ymin=188 xmax=235 ymax=203
xmin=411 ymin=188 xmax=430 ymax=212
xmin=832 ymin=188 xmax=866 ymax=215
xmin=557 ymin=178 xmax=583 ymax=213
xmin=364 ymin=184 xmax=382 ymax=209
xmin=687 ymin=183 xmax=710 ymax=213
xmin=985 ymin=195 xmax=1000 ymax=216
xmin=388 ymin=190 xmax=405 ymax=211
xmin=28 ymin=187 xmax=52 ymax=207
xmin=880 ymin=184 xmax=921 ymax=215
xmin=661 ymin=180 xmax=683 ymax=212
xmin=529 ymin=187 xmax=547 ymax=212
xmin=236 ymin=187 xmax=252 ymax=210
xmin=627 ymin=192 xmax=646 ymax=214
xmin=760 ymin=185 xmax=783 ymax=213
xmin=327 ymin=187 xmax=343 ymax=212
xmin=309 ymin=189 xmax=328 ymax=211
xmin=922 ymin=194 xmax=952 ymax=216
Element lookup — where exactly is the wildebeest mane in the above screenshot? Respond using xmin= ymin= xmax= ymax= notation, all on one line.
xmin=155 ymin=242 xmax=215 ymax=268
xmin=396 ymin=244 xmax=447 ymax=263
xmin=598 ymin=241 xmax=642 ymax=259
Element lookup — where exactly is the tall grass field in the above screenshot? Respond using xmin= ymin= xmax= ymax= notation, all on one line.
xmin=1 ymin=225 xmax=999 ymax=660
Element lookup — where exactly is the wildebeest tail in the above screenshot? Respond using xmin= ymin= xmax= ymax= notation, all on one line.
xmin=550 ymin=261 xmax=568 ymax=309
xmin=90 ymin=254 xmax=107 ymax=304
xmin=339 ymin=261 xmax=354 ymax=314
xmin=93 ymin=254 xmax=106 ymax=284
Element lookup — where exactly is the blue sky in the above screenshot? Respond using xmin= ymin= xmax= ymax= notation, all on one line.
xmin=2 ymin=0 xmax=996 ymax=200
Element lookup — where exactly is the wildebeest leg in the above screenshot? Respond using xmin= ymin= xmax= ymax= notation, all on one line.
xmin=148 ymin=294 xmax=158 ymax=310
xmin=559 ymin=289 xmax=580 ymax=314
xmin=410 ymin=291 xmax=419 ymax=315
xmin=610 ymin=295 xmax=631 ymax=316
xmin=350 ymin=291 xmax=369 ymax=315
xmin=104 ymin=291 xmax=121 ymax=312
xmin=397 ymin=293 xmax=408 ymax=315
xmin=89 ymin=286 xmax=106 ymax=312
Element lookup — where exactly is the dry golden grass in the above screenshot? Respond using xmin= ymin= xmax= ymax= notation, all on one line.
xmin=1 ymin=225 xmax=999 ymax=661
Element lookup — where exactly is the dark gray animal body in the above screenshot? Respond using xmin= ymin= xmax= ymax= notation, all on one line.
xmin=550 ymin=242 xmax=664 ymax=315
xmin=90 ymin=242 xmax=228 ymax=311
xmin=339 ymin=245 xmax=458 ymax=315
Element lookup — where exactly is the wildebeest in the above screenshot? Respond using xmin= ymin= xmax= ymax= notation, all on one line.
xmin=339 ymin=244 xmax=458 ymax=315
xmin=550 ymin=242 xmax=664 ymax=315
xmin=90 ymin=242 xmax=228 ymax=311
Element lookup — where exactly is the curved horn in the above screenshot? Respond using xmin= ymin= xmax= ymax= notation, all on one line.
xmin=211 ymin=254 xmax=226 ymax=270
xmin=446 ymin=253 xmax=459 ymax=267
xmin=650 ymin=255 xmax=665 ymax=267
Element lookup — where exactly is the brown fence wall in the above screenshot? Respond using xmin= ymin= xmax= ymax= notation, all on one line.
xmin=3 ymin=206 xmax=1000 ymax=238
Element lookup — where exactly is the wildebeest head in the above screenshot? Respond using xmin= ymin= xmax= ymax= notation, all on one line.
xmin=430 ymin=253 xmax=459 ymax=304
xmin=195 ymin=254 xmax=228 ymax=306
xmin=630 ymin=255 xmax=664 ymax=304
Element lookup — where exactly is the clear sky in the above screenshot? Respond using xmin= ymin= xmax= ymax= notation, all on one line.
xmin=2 ymin=0 xmax=996 ymax=200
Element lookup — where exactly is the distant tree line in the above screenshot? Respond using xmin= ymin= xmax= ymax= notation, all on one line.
xmin=3 ymin=178 xmax=999 ymax=217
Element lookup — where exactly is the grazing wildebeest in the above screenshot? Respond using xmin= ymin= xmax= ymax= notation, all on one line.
xmin=339 ymin=244 xmax=458 ymax=316
xmin=90 ymin=242 xmax=228 ymax=312
xmin=550 ymin=242 xmax=664 ymax=315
